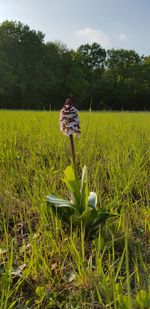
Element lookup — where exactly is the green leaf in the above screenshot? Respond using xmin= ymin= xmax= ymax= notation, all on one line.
xmin=46 ymin=194 xmax=76 ymax=210
xmin=63 ymin=165 xmax=80 ymax=205
xmin=36 ymin=286 xmax=46 ymax=300
xmin=136 ymin=289 xmax=150 ymax=308
xmin=80 ymin=165 xmax=89 ymax=212
xmin=91 ymin=212 xmax=115 ymax=233
xmin=70 ymin=207 xmax=98 ymax=229
xmin=70 ymin=213 xmax=82 ymax=227
xmin=81 ymin=207 xmax=98 ymax=226
xmin=81 ymin=165 xmax=88 ymax=191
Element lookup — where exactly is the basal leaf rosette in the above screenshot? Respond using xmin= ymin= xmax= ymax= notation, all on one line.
xmin=47 ymin=165 xmax=114 ymax=238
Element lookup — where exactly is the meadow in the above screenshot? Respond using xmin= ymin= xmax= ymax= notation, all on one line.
xmin=0 ymin=111 xmax=150 ymax=309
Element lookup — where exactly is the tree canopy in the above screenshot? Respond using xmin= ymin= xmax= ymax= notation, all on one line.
xmin=0 ymin=20 xmax=149 ymax=110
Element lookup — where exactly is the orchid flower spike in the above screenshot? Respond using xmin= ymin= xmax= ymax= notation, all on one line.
xmin=60 ymin=98 xmax=81 ymax=137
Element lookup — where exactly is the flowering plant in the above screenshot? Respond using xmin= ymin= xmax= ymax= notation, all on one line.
xmin=60 ymin=97 xmax=80 ymax=178
xmin=60 ymin=97 xmax=80 ymax=137
xmin=47 ymin=98 xmax=113 ymax=238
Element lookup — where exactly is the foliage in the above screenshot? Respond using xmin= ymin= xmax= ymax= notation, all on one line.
xmin=77 ymin=42 xmax=106 ymax=72
xmin=0 ymin=111 xmax=150 ymax=308
xmin=0 ymin=20 xmax=150 ymax=110
xmin=47 ymin=165 xmax=114 ymax=238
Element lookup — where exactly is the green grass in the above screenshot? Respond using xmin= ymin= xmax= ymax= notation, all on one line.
xmin=0 ymin=110 xmax=150 ymax=309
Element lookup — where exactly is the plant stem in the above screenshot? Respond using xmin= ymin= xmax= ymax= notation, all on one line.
xmin=69 ymin=134 xmax=77 ymax=179
xmin=125 ymin=227 xmax=132 ymax=309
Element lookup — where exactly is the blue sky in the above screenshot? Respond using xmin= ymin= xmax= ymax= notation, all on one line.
xmin=0 ymin=0 xmax=150 ymax=55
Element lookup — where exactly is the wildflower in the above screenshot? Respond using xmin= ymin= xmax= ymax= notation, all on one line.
xmin=60 ymin=98 xmax=80 ymax=136
xmin=60 ymin=97 xmax=80 ymax=178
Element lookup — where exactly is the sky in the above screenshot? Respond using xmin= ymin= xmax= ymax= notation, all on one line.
xmin=0 ymin=0 xmax=150 ymax=56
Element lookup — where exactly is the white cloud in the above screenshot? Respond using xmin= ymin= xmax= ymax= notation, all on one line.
xmin=75 ymin=27 xmax=111 ymax=48
xmin=119 ymin=33 xmax=126 ymax=41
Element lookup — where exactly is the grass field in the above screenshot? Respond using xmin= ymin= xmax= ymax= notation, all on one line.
xmin=0 ymin=111 xmax=150 ymax=309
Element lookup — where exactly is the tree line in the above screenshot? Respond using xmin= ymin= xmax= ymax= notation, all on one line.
xmin=0 ymin=20 xmax=150 ymax=110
